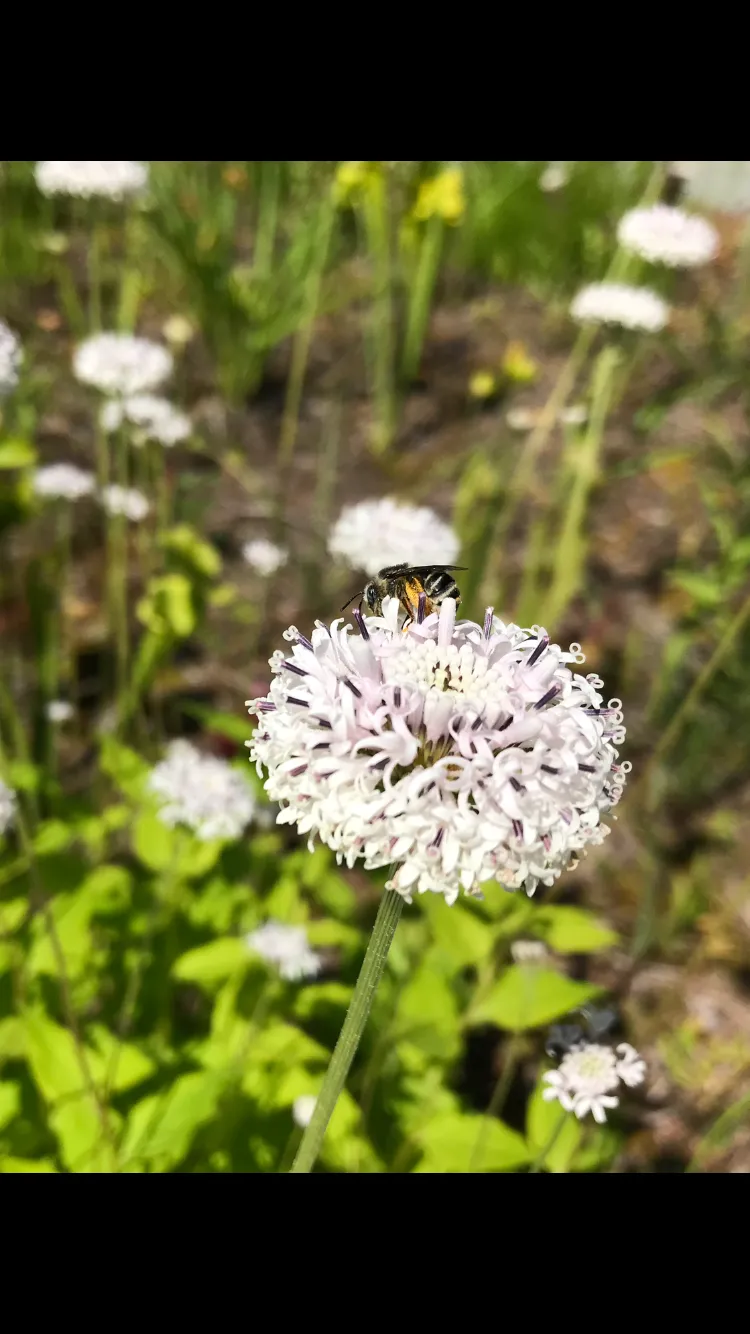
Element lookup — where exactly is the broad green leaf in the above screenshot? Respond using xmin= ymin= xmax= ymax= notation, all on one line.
xmin=294 ymin=982 xmax=352 ymax=1022
xmin=0 ymin=439 xmax=37 ymax=469
xmin=33 ymin=821 xmax=73 ymax=855
xmin=414 ymin=1112 xmax=530 ymax=1172
xmin=421 ymin=896 xmax=493 ymax=966
xmin=173 ymin=937 xmax=251 ymax=984
xmin=87 ymin=1026 xmax=156 ymax=1093
xmin=0 ymin=1017 xmax=27 ymax=1061
xmin=50 ymin=1094 xmax=120 ymax=1173
xmin=305 ymin=919 xmax=361 ymax=951
xmin=526 ymin=1079 xmax=581 ymax=1172
xmin=187 ymin=876 xmax=251 ymax=932
xmin=133 ymin=810 xmax=176 ymax=871
xmin=0 ymin=1080 xmax=20 ymax=1131
xmin=28 ymin=865 xmax=131 ymax=978
xmin=0 ymin=1157 xmax=57 ymax=1173
xmin=6 ymin=760 xmax=39 ymax=792
xmin=22 ymin=1012 xmax=101 ymax=1102
xmin=161 ymin=524 xmax=221 ymax=578
xmin=243 ymin=1022 xmax=329 ymax=1068
xmin=181 ymin=707 xmax=250 ymax=746
xmin=120 ymin=1071 xmax=227 ymax=1168
xmin=99 ymin=735 xmax=150 ymax=800
xmin=179 ymin=837 xmax=223 ymax=881
xmin=467 ymin=966 xmax=601 ymax=1032
xmin=0 ymin=898 xmax=27 ymax=932
xmin=395 ymin=960 xmax=461 ymax=1060
xmin=533 ymin=906 xmax=618 ymax=954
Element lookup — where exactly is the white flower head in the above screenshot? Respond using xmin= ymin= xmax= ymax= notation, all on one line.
xmin=617 ymin=204 xmax=719 ymax=268
xmin=148 ymin=739 xmax=256 ymax=841
xmin=35 ymin=161 xmax=148 ymax=201
xmin=328 ymin=497 xmax=460 ymax=577
xmin=511 ymin=939 xmax=549 ymax=965
xmin=0 ymin=779 xmax=17 ymax=836
xmin=570 ymin=283 xmax=669 ymax=333
xmin=685 ymin=161 xmax=750 ymax=215
xmin=100 ymin=394 xmax=191 ymax=446
xmin=540 ymin=162 xmax=569 ymax=193
xmin=101 ymin=485 xmax=150 ymax=522
xmin=293 ymin=1094 xmax=318 ymax=1127
xmin=542 ymin=1040 xmax=646 ymax=1123
xmin=46 ymin=700 xmax=74 ymax=724
xmin=245 ymin=920 xmax=322 ymax=982
xmin=33 ymin=464 xmax=96 ymax=502
xmin=242 ymin=539 xmax=288 ymax=577
xmin=74 ymin=334 xmax=173 ymax=397
xmin=0 ymin=321 xmax=22 ymax=396
xmin=247 ymin=599 xmax=629 ymax=905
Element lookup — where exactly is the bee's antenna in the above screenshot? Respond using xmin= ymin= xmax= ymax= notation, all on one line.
xmin=340 ymin=589 xmax=363 ymax=612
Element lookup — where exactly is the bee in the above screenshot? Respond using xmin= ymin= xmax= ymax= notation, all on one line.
xmin=341 ymin=563 xmax=467 ymax=629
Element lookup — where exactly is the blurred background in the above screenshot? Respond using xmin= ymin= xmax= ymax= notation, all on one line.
xmin=1 ymin=160 xmax=749 ymax=1173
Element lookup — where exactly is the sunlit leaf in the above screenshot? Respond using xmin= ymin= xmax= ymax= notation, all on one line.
xmin=467 ymin=966 xmax=601 ymax=1032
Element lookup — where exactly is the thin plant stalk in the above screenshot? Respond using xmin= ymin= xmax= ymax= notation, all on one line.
xmin=290 ymin=888 xmax=404 ymax=1173
xmin=88 ymin=210 xmax=105 ymax=331
xmin=468 ymin=1033 xmax=523 ymax=1173
xmin=529 ymin=1107 xmax=569 ymax=1173
xmin=401 ymin=213 xmax=443 ymax=385
xmin=254 ymin=161 xmax=281 ymax=279
xmin=361 ymin=171 xmax=396 ymax=455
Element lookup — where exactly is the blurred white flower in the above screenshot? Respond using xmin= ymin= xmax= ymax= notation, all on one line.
xmin=74 ymin=334 xmax=173 ymax=397
xmin=33 ymin=464 xmax=96 ymax=502
xmin=148 ymin=739 xmax=256 ymax=841
xmin=293 ymin=1094 xmax=318 ymax=1127
xmin=1 ymin=780 xmax=17 ymax=835
xmin=35 ymin=161 xmax=148 ymax=200
xmin=329 ymin=497 xmax=460 ymax=577
xmin=506 ymin=405 xmax=588 ymax=433
xmin=0 ymin=320 xmax=22 ymax=396
xmin=669 ymin=161 xmax=700 ymax=183
xmin=570 ymin=283 xmax=669 ymax=332
xmin=245 ymin=920 xmax=322 ymax=981
xmin=543 ymin=1040 xmax=646 ymax=1123
xmin=617 ymin=204 xmax=719 ymax=268
xmin=242 ymin=539 xmax=288 ymax=577
xmin=101 ymin=485 xmax=150 ymax=522
xmin=511 ymin=939 xmax=549 ymax=965
xmin=100 ymin=394 xmax=191 ymax=446
xmin=162 ymin=314 xmax=195 ymax=347
xmin=539 ymin=162 xmax=569 ymax=193
xmin=560 ymin=404 xmax=588 ymax=427
xmin=247 ymin=598 xmax=628 ymax=905
xmin=46 ymin=700 xmax=74 ymax=724
xmin=686 ymin=161 xmax=750 ymax=215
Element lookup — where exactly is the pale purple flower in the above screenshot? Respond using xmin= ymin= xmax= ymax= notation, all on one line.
xmin=242 ymin=539 xmax=288 ymax=577
xmin=617 ymin=204 xmax=719 ymax=268
xmin=542 ymin=1040 xmax=646 ymax=1123
xmin=148 ymin=740 xmax=256 ymax=841
xmin=247 ymin=598 xmax=629 ymax=905
xmin=328 ymin=498 xmax=459 ymax=577
xmin=245 ymin=920 xmax=322 ymax=982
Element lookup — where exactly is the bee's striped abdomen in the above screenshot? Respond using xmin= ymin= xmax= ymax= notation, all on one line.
xmin=423 ymin=569 xmax=462 ymax=605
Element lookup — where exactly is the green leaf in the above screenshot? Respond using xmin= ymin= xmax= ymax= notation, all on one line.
xmin=99 ymin=735 xmax=150 ymax=800
xmin=533 ymin=906 xmax=618 ymax=954
xmin=161 ymin=524 xmax=221 ymax=578
xmin=0 ymin=1157 xmax=58 ymax=1173
xmin=526 ymin=1079 xmax=581 ymax=1172
xmin=0 ymin=1080 xmax=20 ymax=1131
xmin=28 ymin=865 xmax=131 ymax=978
xmin=172 ymin=937 xmax=251 ymax=984
xmin=6 ymin=760 xmax=39 ymax=792
xmin=294 ymin=982 xmax=352 ymax=1022
xmin=0 ymin=898 xmax=27 ymax=933
xmin=120 ymin=1071 xmax=227 ymax=1169
xmin=33 ymin=820 xmax=73 ymax=855
xmin=0 ymin=439 xmax=37 ymax=469
xmin=243 ymin=1022 xmax=329 ymax=1068
xmin=420 ymin=896 xmax=493 ymax=966
xmin=133 ymin=810 xmax=176 ymax=871
xmin=394 ymin=958 xmax=461 ymax=1059
xmin=50 ymin=1094 xmax=120 ymax=1173
xmin=0 ymin=1017 xmax=27 ymax=1061
xmin=467 ymin=966 xmax=601 ymax=1032
xmin=87 ymin=1026 xmax=156 ymax=1093
xmin=414 ymin=1112 xmax=530 ymax=1172
xmin=22 ymin=1011 xmax=96 ymax=1102
xmin=181 ymin=706 xmax=251 ymax=746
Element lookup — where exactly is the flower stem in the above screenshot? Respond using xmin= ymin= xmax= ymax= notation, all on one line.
xmin=529 ymin=1108 xmax=569 ymax=1172
xmin=290 ymin=889 xmax=404 ymax=1173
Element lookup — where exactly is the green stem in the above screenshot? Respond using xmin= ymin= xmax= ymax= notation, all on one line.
xmin=89 ymin=214 xmax=104 ymax=331
xmin=290 ymin=889 xmax=404 ymax=1173
xmin=529 ymin=1107 xmax=569 ymax=1172
xmin=401 ymin=214 xmax=443 ymax=385
xmin=362 ymin=172 xmax=396 ymax=455
xmin=468 ymin=1033 xmax=523 ymax=1173
xmin=254 ymin=161 xmax=280 ymax=279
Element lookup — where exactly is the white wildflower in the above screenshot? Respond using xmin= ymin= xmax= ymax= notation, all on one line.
xmin=242 ymin=539 xmax=288 ymax=577
xmin=100 ymin=394 xmax=191 ymax=446
xmin=46 ymin=700 xmax=74 ymax=724
xmin=162 ymin=315 xmax=195 ymax=347
xmin=560 ymin=404 xmax=588 ymax=427
xmin=33 ymin=464 xmax=96 ymax=502
xmin=0 ymin=779 xmax=17 ymax=836
xmin=101 ymin=485 xmax=150 ymax=523
xmin=329 ymin=497 xmax=460 ymax=577
xmin=539 ymin=162 xmax=569 ymax=193
xmin=570 ymin=283 xmax=669 ymax=333
xmin=148 ymin=739 xmax=256 ymax=841
xmin=511 ymin=939 xmax=549 ymax=965
xmin=35 ymin=161 xmax=148 ymax=201
xmin=685 ymin=161 xmax=750 ymax=215
xmin=247 ymin=598 xmax=629 ymax=905
xmin=74 ymin=334 xmax=173 ymax=397
xmin=293 ymin=1094 xmax=318 ymax=1127
xmin=617 ymin=204 xmax=719 ymax=268
xmin=542 ymin=1039 xmax=646 ymax=1123
xmin=0 ymin=321 xmax=22 ymax=396
xmin=245 ymin=920 xmax=322 ymax=982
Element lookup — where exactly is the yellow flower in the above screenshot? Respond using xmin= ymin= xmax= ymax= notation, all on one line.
xmin=413 ymin=167 xmax=466 ymax=224
xmin=501 ymin=341 xmax=538 ymax=383
xmin=334 ymin=161 xmax=377 ymax=205
xmin=469 ymin=370 xmax=497 ymax=400
xmin=162 ymin=315 xmax=195 ymax=348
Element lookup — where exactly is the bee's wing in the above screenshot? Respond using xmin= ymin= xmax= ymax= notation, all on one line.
xmin=401 ymin=565 xmax=468 ymax=575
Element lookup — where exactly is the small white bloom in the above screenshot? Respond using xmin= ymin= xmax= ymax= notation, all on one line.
xmin=0 ymin=779 xmax=17 ymax=836
xmin=35 ymin=161 xmax=148 ymax=201
xmin=245 ymin=920 xmax=322 ymax=982
xmin=570 ymin=283 xmax=669 ymax=333
xmin=100 ymin=394 xmax=191 ymax=446
xmin=101 ymin=485 xmax=150 ymax=523
xmin=248 ymin=599 xmax=628 ymax=905
xmin=560 ymin=404 xmax=588 ymax=427
xmin=540 ymin=162 xmax=568 ymax=193
xmin=148 ymin=739 xmax=256 ymax=841
xmin=74 ymin=334 xmax=173 ymax=397
xmin=686 ymin=161 xmax=750 ymax=215
xmin=329 ymin=497 xmax=460 ymax=577
xmin=542 ymin=1039 xmax=646 ymax=1123
xmin=33 ymin=464 xmax=96 ymax=502
xmin=0 ymin=321 xmax=22 ymax=397
xmin=617 ymin=204 xmax=719 ymax=268
xmin=506 ymin=407 xmax=540 ymax=433
xmin=46 ymin=700 xmax=74 ymax=724
xmin=511 ymin=939 xmax=549 ymax=965
xmin=162 ymin=315 xmax=195 ymax=347
xmin=242 ymin=539 xmax=288 ymax=577
xmin=293 ymin=1094 xmax=318 ymax=1127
